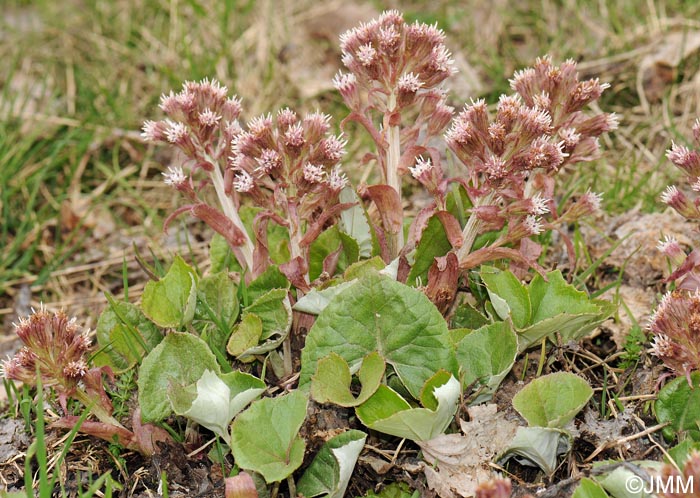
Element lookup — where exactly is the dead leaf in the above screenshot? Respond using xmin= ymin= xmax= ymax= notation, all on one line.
xmin=639 ymin=30 xmax=700 ymax=102
xmin=417 ymin=404 xmax=520 ymax=498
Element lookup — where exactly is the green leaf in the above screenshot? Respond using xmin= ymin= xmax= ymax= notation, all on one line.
xmin=667 ymin=439 xmax=700 ymax=468
xmin=94 ymin=300 xmax=162 ymax=372
xmin=309 ymin=226 xmax=360 ymax=281
xmin=297 ymin=430 xmax=367 ymax=498
xmin=210 ymin=233 xmax=234 ymax=273
xmin=591 ymin=461 xmax=662 ymax=498
xmin=342 ymin=257 xmax=385 ymax=281
xmin=311 ymin=352 xmax=385 ymax=407
xmin=455 ymin=321 xmax=518 ymax=403
xmin=141 ymin=255 xmax=198 ymax=328
xmin=355 ymin=373 xmax=460 ymax=442
xmin=360 ymin=482 xmax=415 ymax=498
xmin=229 ymin=288 xmax=293 ymax=359
xmin=450 ymin=302 xmax=489 ymax=330
xmin=300 ymin=273 xmax=457 ymax=399
xmin=245 ymin=265 xmax=290 ymax=303
xmin=480 ymin=266 xmax=531 ymax=328
xmin=230 ymin=391 xmax=308 ymax=483
xmin=513 ymin=372 xmax=593 ymax=428
xmin=138 ymin=332 xmax=219 ymax=422
xmin=406 ymin=214 xmax=453 ymax=286
xmin=339 ymin=186 xmax=373 ymax=258
xmin=195 ymin=272 xmax=239 ymax=350
xmin=498 ymin=426 xmax=571 ymax=475
xmin=239 ymin=206 xmax=290 ymax=265
xmin=655 ymin=372 xmax=700 ymax=441
xmin=572 ymin=478 xmax=610 ymax=498
xmin=227 ymin=314 xmax=263 ymax=358
xmin=168 ymin=370 xmax=264 ymax=443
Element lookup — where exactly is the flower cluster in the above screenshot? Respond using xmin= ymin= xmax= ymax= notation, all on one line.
xmin=335 ymin=10 xmax=457 ymax=257
xmin=656 ymin=120 xmax=700 ymax=291
xmin=144 ymin=79 xmax=352 ymax=282
xmin=1 ymin=307 xmax=112 ymax=416
xmin=448 ymin=57 xmax=614 ymax=265
xmin=143 ymin=78 xmax=255 ymax=273
xmin=649 ymin=290 xmax=700 ymax=383
xmin=227 ymin=108 xmax=351 ymax=284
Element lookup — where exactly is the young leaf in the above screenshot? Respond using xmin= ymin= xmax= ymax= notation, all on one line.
xmin=141 ymin=255 xmax=198 ymax=328
xmin=297 ymin=430 xmax=367 ymax=498
xmin=480 ymin=266 xmax=531 ymax=328
xmin=497 ymin=426 xmax=571 ymax=475
xmin=355 ymin=373 xmax=460 ymax=442
xmin=227 ymin=314 xmax=263 ymax=358
xmin=309 ymin=226 xmax=360 ymax=281
xmin=138 ymin=332 xmax=219 ymax=422
xmin=572 ymin=478 xmax=610 ymax=498
xmin=245 ymin=265 xmax=290 ymax=303
xmin=655 ymin=372 xmax=700 ymax=441
xmin=406 ymin=213 xmax=453 ymax=286
xmin=230 ymin=391 xmax=308 ymax=483
xmin=311 ymin=352 xmax=385 ymax=407
xmin=300 ymin=273 xmax=457 ymax=399
xmin=210 ymin=233 xmax=234 ymax=273
xmin=591 ymin=461 xmax=662 ymax=498
xmin=196 ymin=272 xmax=240 ymax=350
xmin=168 ymin=370 xmax=265 ymax=443
xmin=512 ymin=372 xmax=593 ymax=428
xmin=94 ymin=300 xmax=162 ymax=372
xmin=455 ymin=321 xmax=518 ymax=403
xmin=230 ymin=289 xmax=293 ymax=359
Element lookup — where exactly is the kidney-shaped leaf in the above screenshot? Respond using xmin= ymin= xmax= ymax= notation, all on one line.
xmin=512 ymin=372 xmax=593 ymax=428
xmin=300 ymin=273 xmax=456 ymax=399
xmin=141 ymin=255 xmax=198 ymax=328
xmin=311 ymin=352 xmax=385 ymax=407
xmin=297 ymin=430 xmax=367 ymax=498
xmin=138 ymin=332 xmax=219 ymax=422
xmin=230 ymin=391 xmax=308 ymax=483
xmin=356 ymin=373 xmax=460 ymax=442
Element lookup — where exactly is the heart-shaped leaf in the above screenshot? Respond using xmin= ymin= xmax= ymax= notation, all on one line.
xmin=297 ymin=430 xmax=367 ymax=498
xmin=356 ymin=372 xmax=460 ymax=442
xmin=141 ymin=255 xmax=198 ymax=328
xmin=311 ymin=352 xmax=385 ymax=407
xmin=230 ymin=391 xmax=308 ymax=483
xmin=138 ymin=332 xmax=219 ymax=422
xmin=300 ymin=273 xmax=456 ymax=399
xmin=512 ymin=372 xmax=593 ymax=428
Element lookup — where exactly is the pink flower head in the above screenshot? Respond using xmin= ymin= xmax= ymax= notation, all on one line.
xmin=162 ymin=166 xmax=188 ymax=188
xmin=141 ymin=120 xmax=168 ymax=142
xmin=648 ymin=290 xmax=700 ymax=381
xmin=233 ymin=170 xmax=255 ymax=193
xmin=667 ymin=142 xmax=700 ymax=177
xmin=329 ymin=166 xmax=348 ymax=191
xmin=2 ymin=307 xmax=92 ymax=393
xmin=302 ymin=163 xmax=326 ymax=184
xmin=661 ymin=185 xmax=700 ymax=219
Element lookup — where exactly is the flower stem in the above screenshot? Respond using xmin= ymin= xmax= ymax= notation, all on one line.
xmin=457 ymin=192 xmax=496 ymax=263
xmin=206 ymin=153 xmax=255 ymax=271
xmin=385 ymin=92 xmax=404 ymax=257
xmin=73 ymin=388 xmax=125 ymax=429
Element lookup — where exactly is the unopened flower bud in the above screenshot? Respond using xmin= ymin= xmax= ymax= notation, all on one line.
xmin=657 ymin=235 xmax=687 ymax=267
xmin=303 ymin=112 xmax=332 ymax=143
xmin=661 ymin=186 xmax=700 ymax=219
xmin=667 ymin=142 xmax=700 ymax=177
xmin=141 ymin=120 xmax=169 ymax=142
